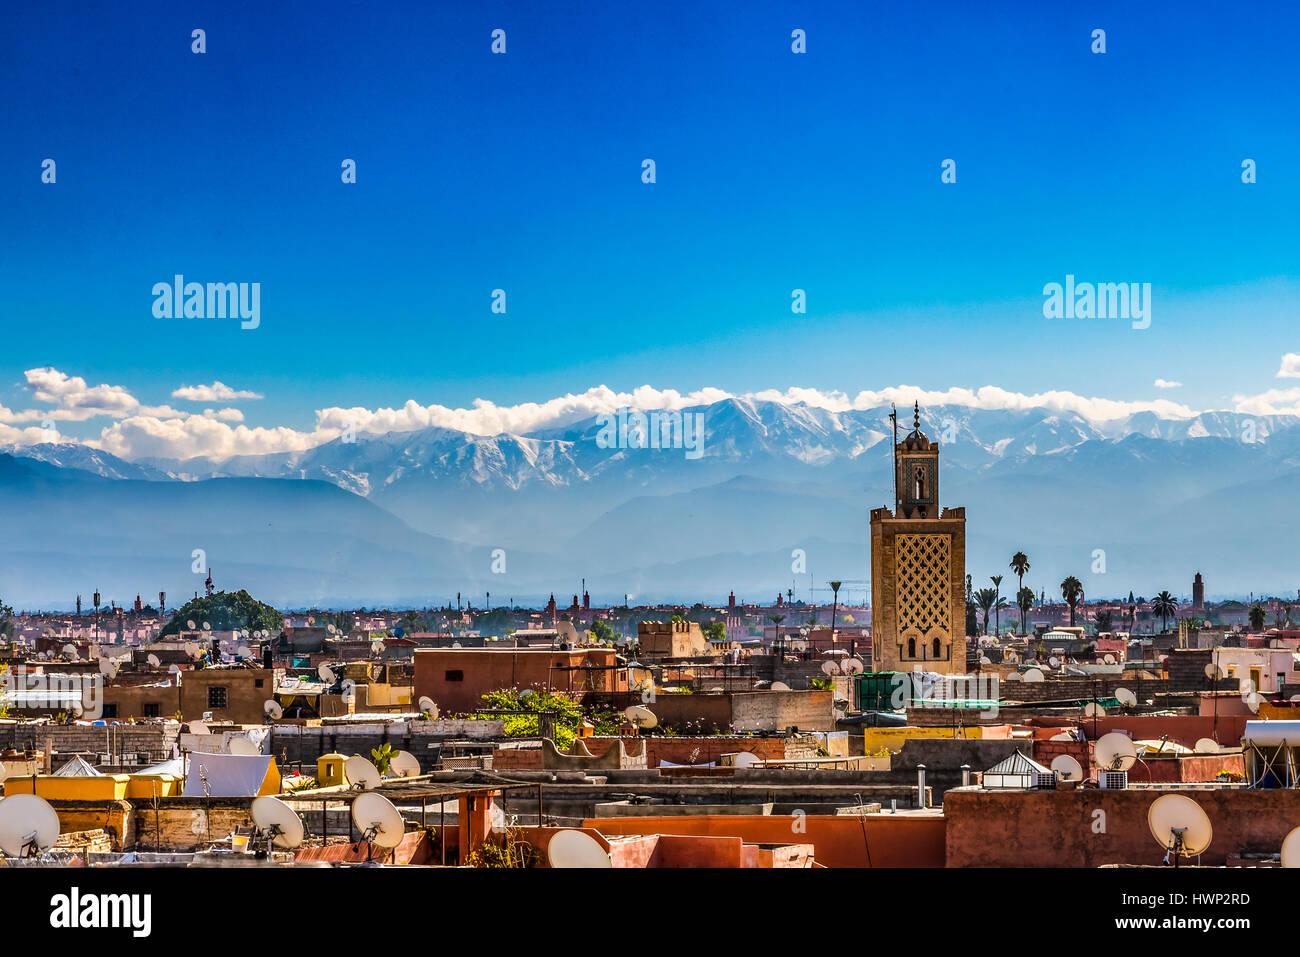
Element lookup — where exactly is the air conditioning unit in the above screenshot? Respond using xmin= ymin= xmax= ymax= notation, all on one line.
xmin=1099 ymin=770 xmax=1128 ymax=789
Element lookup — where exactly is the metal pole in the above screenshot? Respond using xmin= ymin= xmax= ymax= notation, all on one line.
xmin=440 ymin=799 xmax=446 ymax=865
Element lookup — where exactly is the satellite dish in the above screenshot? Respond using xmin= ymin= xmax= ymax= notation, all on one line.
xmin=1050 ymin=732 xmax=1075 ymax=741
xmin=1022 ymin=668 xmax=1044 ymax=683
xmin=387 ymin=750 xmax=421 ymax=778
xmin=1005 ymin=672 xmax=1022 ymax=682
xmin=229 ymin=737 xmax=261 ymax=756
xmin=98 ymin=657 xmax=117 ymax=677
xmin=1281 ymin=826 xmax=1300 ymax=868
xmin=189 ymin=720 xmax=209 ymax=735
xmin=1148 ymin=794 xmax=1213 ymax=859
xmin=184 ymin=642 xmax=199 ymax=658
xmin=264 ymin=699 xmax=283 ymax=720
xmin=770 ymin=681 xmax=791 ymax=691
xmin=820 ymin=660 xmax=840 ymax=676
xmin=1050 ymin=754 xmax=1084 ymax=782
xmin=0 ymin=763 xmax=7 ymax=784
xmin=1204 ymin=662 xmax=1219 ymax=679
xmin=251 ymin=796 xmax=305 ymax=850
xmin=1004 ymin=651 xmax=1019 ymax=664
xmin=236 ymin=645 xmax=252 ymax=658
xmin=351 ymin=792 xmax=405 ymax=849
xmin=843 ymin=658 xmax=864 ymax=674
xmin=1095 ymin=732 xmax=1138 ymax=771
xmin=1084 ymin=702 xmax=1107 ymax=718
xmin=979 ymin=656 xmax=992 ymax=665
xmin=345 ymin=755 xmax=382 ymax=789
xmin=202 ymin=621 xmax=211 ymax=631
xmin=371 ymin=640 xmax=386 ymax=655
xmin=1116 ymin=687 xmax=1138 ymax=707
xmin=318 ymin=664 xmax=336 ymax=683
xmin=61 ymin=643 xmax=76 ymax=657
xmin=0 ymin=795 xmax=61 ymax=857
xmin=187 ymin=620 xmax=196 ymax=630
xmin=733 ymin=752 xmax=762 ymax=769
xmin=327 ymin=624 xmax=337 ymax=634
xmin=1049 ymin=656 xmax=1060 ymax=667
xmin=147 ymin=654 xmax=161 ymax=668
xmin=168 ymin=664 xmax=182 ymax=675
xmin=1103 ymin=654 xmax=1116 ymax=664
xmin=547 ymin=829 xmax=612 ymax=869
xmin=1195 ymin=737 xmax=1220 ymax=753
xmin=624 ymin=705 xmax=658 ymax=729
xmin=418 ymin=696 xmax=437 ymax=714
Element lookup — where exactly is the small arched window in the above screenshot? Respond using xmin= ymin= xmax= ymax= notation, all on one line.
xmin=907 ymin=638 xmax=916 ymax=658
xmin=933 ymin=637 xmax=942 ymax=659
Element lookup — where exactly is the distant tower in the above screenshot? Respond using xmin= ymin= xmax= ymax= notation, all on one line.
xmin=870 ymin=402 xmax=967 ymax=676
xmin=134 ymin=594 xmax=142 ymax=612
xmin=204 ymin=568 xmax=214 ymax=598
xmin=1192 ymin=572 xmax=1205 ymax=613
xmin=76 ymin=594 xmax=82 ymax=616
xmin=728 ymin=591 xmax=737 ymax=613
xmin=583 ymin=589 xmax=590 ymax=612
xmin=159 ymin=591 xmax=166 ymax=615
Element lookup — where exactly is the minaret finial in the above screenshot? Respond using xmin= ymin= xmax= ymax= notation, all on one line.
xmin=913 ymin=401 xmax=920 ymax=429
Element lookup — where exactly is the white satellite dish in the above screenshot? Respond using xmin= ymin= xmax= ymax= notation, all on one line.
xmin=1050 ymin=754 xmax=1084 ymax=782
xmin=1004 ymin=651 xmax=1019 ymax=664
xmin=236 ymin=645 xmax=252 ymax=658
xmin=318 ymin=663 xmax=336 ymax=683
xmin=1148 ymin=794 xmax=1213 ymax=860
xmin=264 ymin=699 xmax=283 ymax=720
xmin=371 ymin=640 xmax=386 ymax=655
xmin=0 ymin=795 xmax=61 ymax=857
xmin=1103 ymin=654 xmax=1116 ymax=664
xmin=1050 ymin=732 xmax=1075 ymax=741
xmin=820 ymin=660 xmax=840 ymax=676
xmin=1005 ymin=672 xmax=1022 ymax=682
xmin=186 ymin=620 xmax=196 ymax=630
xmin=202 ymin=622 xmax=211 ymax=631
xmin=1281 ymin=826 xmax=1300 ymax=868
xmin=345 ymin=755 xmax=383 ymax=790
xmin=229 ymin=737 xmax=261 ymax=756
xmin=387 ymin=750 xmax=421 ymax=778
xmin=547 ymin=828 xmax=612 ymax=869
xmin=1116 ymin=687 xmax=1138 ymax=707
xmin=418 ymin=696 xmax=437 ymax=714
xmin=1084 ymin=702 xmax=1107 ymax=718
xmin=147 ymin=654 xmax=161 ymax=668
xmin=61 ymin=643 xmax=76 ymax=657
xmin=770 ymin=681 xmax=791 ymax=691
xmin=184 ymin=642 xmax=199 ymax=658
xmin=168 ymin=664 xmax=181 ymax=675
xmin=1205 ymin=662 xmax=1219 ymax=679
xmin=1049 ymin=656 xmax=1060 ymax=667
xmin=842 ymin=658 xmax=864 ymax=675
xmin=251 ymin=796 xmax=305 ymax=850
xmin=979 ymin=656 xmax=992 ymax=665
xmin=189 ymin=720 xmax=209 ymax=735
xmin=1022 ymin=668 xmax=1044 ymax=683
xmin=732 ymin=752 xmax=762 ymax=769
xmin=1195 ymin=737 xmax=1220 ymax=753
xmin=98 ymin=657 xmax=117 ymax=677
xmin=624 ymin=705 xmax=658 ymax=729
xmin=1095 ymin=732 xmax=1138 ymax=771
xmin=351 ymin=792 xmax=405 ymax=849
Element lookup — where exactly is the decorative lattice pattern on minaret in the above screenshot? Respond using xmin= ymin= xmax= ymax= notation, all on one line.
xmin=896 ymin=533 xmax=952 ymax=636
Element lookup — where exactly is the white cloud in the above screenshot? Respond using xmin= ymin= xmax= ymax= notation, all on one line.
xmin=172 ymin=382 xmax=264 ymax=402
xmin=1276 ymin=353 xmax=1300 ymax=378
xmin=1153 ymin=379 xmax=1182 ymax=389
xmin=0 ymin=368 xmax=183 ymax=423
xmin=95 ymin=415 xmax=324 ymax=461
xmin=1232 ymin=387 xmax=1300 ymax=417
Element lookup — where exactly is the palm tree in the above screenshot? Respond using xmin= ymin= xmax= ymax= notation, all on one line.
xmin=1016 ymin=586 xmax=1034 ymax=633
xmin=1273 ymin=603 xmax=1291 ymax=630
xmin=974 ymin=587 xmax=997 ymax=635
xmin=1250 ymin=604 xmax=1266 ymax=632
xmin=990 ymin=575 xmax=1004 ymax=636
xmin=1151 ymin=591 xmax=1177 ymax=633
xmin=1094 ymin=609 xmax=1113 ymax=633
xmin=1060 ymin=576 xmax=1083 ymax=627
xmin=1009 ymin=552 xmax=1030 ymax=634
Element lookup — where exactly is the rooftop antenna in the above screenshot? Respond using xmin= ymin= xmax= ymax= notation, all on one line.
xmin=250 ymin=795 xmax=304 ymax=856
xmin=889 ymin=402 xmax=899 ymax=511
xmin=1147 ymin=794 xmax=1213 ymax=868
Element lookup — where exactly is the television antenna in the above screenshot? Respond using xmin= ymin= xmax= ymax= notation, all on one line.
xmin=387 ymin=750 xmax=420 ymax=778
xmin=0 ymin=795 xmax=61 ymax=858
xmin=547 ymin=828 xmax=612 ymax=868
xmin=351 ymin=792 xmax=405 ymax=863
xmin=250 ymin=795 xmax=305 ymax=854
xmin=1095 ymin=732 xmax=1137 ymax=771
xmin=1050 ymin=754 xmax=1083 ymax=782
xmin=1148 ymin=793 xmax=1213 ymax=867
xmin=345 ymin=755 xmax=382 ymax=790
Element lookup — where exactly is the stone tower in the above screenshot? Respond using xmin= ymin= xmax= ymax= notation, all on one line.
xmin=870 ymin=402 xmax=967 ymax=675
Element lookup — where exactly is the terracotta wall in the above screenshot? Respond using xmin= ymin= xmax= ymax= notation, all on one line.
xmin=945 ymin=787 xmax=1300 ymax=867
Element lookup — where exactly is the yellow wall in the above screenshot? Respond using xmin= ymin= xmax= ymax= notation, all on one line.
xmin=863 ymin=726 xmax=981 ymax=754
xmin=5 ymin=774 xmax=130 ymax=801
xmin=126 ymin=774 xmax=180 ymax=798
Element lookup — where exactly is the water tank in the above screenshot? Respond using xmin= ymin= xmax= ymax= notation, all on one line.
xmin=317 ymin=752 xmax=347 ymax=787
xmin=1242 ymin=720 xmax=1300 ymax=747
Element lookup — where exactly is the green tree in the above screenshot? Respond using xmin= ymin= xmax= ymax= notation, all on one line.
xmin=990 ymin=575 xmax=1004 ymax=635
xmin=1060 ymin=576 xmax=1083 ymax=627
xmin=974 ymin=587 xmax=997 ymax=635
xmin=1094 ymin=609 xmax=1113 ymax=633
xmin=0 ymin=593 xmax=13 ymax=640
xmin=1009 ymin=552 xmax=1031 ymax=635
xmin=703 ymin=620 xmax=727 ymax=644
xmin=1016 ymin=586 xmax=1034 ymax=634
xmin=589 ymin=618 xmax=617 ymax=644
xmin=1250 ymin=604 xmax=1267 ymax=632
xmin=159 ymin=590 xmax=281 ymax=639
xmin=1151 ymin=591 xmax=1177 ymax=633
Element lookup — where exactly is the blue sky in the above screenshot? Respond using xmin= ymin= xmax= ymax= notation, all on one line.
xmin=2 ymin=0 xmax=1298 ymax=447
